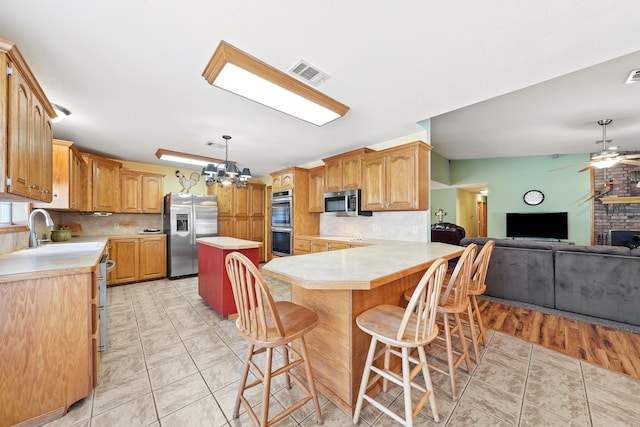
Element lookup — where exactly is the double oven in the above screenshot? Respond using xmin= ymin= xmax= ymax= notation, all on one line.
xmin=271 ymin=190 xmax=293 ymax=256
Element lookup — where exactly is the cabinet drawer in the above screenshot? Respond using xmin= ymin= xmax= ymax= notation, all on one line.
xmin=294 ymin=238 xmax=312 ymax=252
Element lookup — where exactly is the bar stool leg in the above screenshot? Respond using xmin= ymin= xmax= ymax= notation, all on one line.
xmin=261 ymin=347 xmax=273 ymax=426
xmin=353 ymin=337 xmax=378 ymax=424
xmin=454 ymin=313 xmax=473 ymax=373
xmin=472 ymin=295 xmax=487 ymax=345
xmin=442 ymin=313 xmax=458 ymax=399
xmin=235 ymin=343 xmax=254 ymax=418
xmin=283 ymin=344 xmax=291 ymax=389
xmin=417 ymin=346 xmax=440 ymax=423
xmin=401 ymin=347 xmax=413 ymax=427
xmin=466 ymin=303 xmax=481 ymax=361
xmin=298 ymin=336 xmax=324 ymax=424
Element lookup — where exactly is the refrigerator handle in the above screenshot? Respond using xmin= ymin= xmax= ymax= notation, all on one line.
xmin=191 ymin=203 xmax=196 ymax=245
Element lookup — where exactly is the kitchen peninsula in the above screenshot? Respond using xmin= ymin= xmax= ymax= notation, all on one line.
xmin=262 ymin=240 xmax=463 ymax=414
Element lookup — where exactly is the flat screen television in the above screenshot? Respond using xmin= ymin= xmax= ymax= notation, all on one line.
xmin=506 ymin=212 xmax=568 ymax=240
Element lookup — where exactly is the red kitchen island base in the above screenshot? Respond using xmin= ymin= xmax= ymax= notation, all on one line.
xmin=196 ymin=237 xmax=262 ymax=317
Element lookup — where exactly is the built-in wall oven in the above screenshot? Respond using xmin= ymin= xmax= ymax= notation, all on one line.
xmin=271 ymin=190 xmax=293 ymax=256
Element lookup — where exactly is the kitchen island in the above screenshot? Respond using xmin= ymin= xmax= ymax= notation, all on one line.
xmin=196 ymin=237 xmax=262 ymax=317
xmin=262 ymin=240 xmax=463 ymax=414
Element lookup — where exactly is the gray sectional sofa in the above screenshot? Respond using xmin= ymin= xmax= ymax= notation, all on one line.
xmin=460 ymin=237 xmax=640 ymax=326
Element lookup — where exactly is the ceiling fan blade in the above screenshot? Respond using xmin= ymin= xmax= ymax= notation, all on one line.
xmin=620 ymin=159 xmax=640 ymax=167
xmin=577 ymin=165 xmax=593 ymax=173
xmin=622 ymin=154 xmax=640 ymax=160
xmin=549 ymin=162 xmax=589 ymax=172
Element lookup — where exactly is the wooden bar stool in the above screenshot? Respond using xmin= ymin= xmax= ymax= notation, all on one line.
xmin=466 ymin=240 xmax=495 ymax=356
xmin=431 ymin=243 xmax=477 ymax=400
xmin=225 ymin=252 xmax=323 ymax=427
xmin=353 ymin=258 xmax=448 ymax=426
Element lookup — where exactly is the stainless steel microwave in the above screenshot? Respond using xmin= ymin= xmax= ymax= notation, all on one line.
xmin=323 ymin=189 xmax=372 ymax=217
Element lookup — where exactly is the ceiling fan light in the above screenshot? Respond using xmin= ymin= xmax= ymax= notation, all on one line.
xmin=592 ymin=158 xmax=620 ymax=169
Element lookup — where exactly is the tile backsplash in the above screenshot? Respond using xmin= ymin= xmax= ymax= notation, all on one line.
xmin=58 ymin=212 xmax=163 ymax=236
xmin=320 ymin=210 xmax=430 ymax=242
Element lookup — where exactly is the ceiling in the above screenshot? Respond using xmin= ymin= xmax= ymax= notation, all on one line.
xmin=2 ymin=1 xmax=640 ymax=178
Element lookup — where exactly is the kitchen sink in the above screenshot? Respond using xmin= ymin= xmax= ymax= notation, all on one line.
xmin=28 ymin=241 xmax=104 ymax=254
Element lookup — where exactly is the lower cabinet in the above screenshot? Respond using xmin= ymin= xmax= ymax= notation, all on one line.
xmin=109 ymin=235 xmax=166 ymax=285
xmin=0 ymin=270 xmax=95 ymax=426
xmin=294 ymin=237 xmax=358 ymax=255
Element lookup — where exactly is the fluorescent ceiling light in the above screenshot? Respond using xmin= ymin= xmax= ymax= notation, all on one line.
xmin=202 ymin=41 xmax=349 ymax=126
xmin=155 ymin=148 xmax=223 ymax=168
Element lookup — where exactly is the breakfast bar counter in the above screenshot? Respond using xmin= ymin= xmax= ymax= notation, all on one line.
xmin=262 ymin=240 xmax=463 ymax=414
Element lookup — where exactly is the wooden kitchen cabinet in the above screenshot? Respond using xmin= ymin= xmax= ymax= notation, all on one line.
xmin=34 ymin=139 xmax=87 ymax=211
xmin=108 ymin=235 xmax=166 ymax=285
xmin=1 ymin=38 xmax=55 ymax=202
xmin=82 ymin=153 xmax=122 ymax=212
xmin=323 ymin=148 xmax=371 ymax=193
xmin=208 ymin=183 xmax=266 ymax=261
xmin=120 ymin=169 xmax=164 ymax=213
xmin=308 ymin=165 xmax=325 ymax=212
xmin=271 ymin=169 xmax=295 ymax=191
xmin=362 ymin=141 xmax=431 ymax=211
xmin=0 ymin=268 xmax=97 ymax=426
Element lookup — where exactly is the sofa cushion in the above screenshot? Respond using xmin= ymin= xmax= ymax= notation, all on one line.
xmin=552 ymin=244 xmax=631 ymax=256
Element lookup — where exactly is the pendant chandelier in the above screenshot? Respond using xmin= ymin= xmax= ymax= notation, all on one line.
xmin=202 ymin=135 xmax=252 ymax=187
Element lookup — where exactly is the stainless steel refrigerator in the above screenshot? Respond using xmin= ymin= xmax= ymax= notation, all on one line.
xmin=164 ymin=193 xmax=218 ymax=279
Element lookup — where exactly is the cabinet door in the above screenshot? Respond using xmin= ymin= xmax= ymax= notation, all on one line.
xmin=209 ymin=185 xmax=234 ymax=216
xmin=141 ymin=175 xmax=164 ymax=213
xmin=109 ymin=238 xmax=139 ymax=285
xmin=280 ymin=172 xmax=294 ymax=189
xmin=235 ymin=186 xmax=250 ymax=216
xmin=386 ymin=148 xmax=417 ymax=210
xmin=7 ymin=66 xmax=30 ymax=198
xmin=120 ymin=173 xmax=141 ymax=213
xmin=92 ymin=159 xmax=120 ymax=212
xmin=324 ymin=158 xmax=342 ymax=192
xmin=139 ymin=236 xmax=166 ymax=280
xmin=308 ymin=167 xmax=325 ymax=212
xmin=361 ymin=153 xmax=386 ymax=210
xmin=234 ymin=217 xmax=250 ymax=240
xmin=71 ymin=151 xmax=86 ymax=210
xmin=341 ymin=153 xmax=362 ymax=190
xmin=294 ymin=238 xmax=311 ymax=255
xmin=42 ymin=118 xmax=53 ymax=201
xmin=250 ymin=216 xmax=265 ymax=261
xmin=250 ymin=184 xmax=265 ymax=216
xmin=217 ymin=216 xmax=234 ymax=237
xmin=329 ymin=242 xmax=350 ymax=251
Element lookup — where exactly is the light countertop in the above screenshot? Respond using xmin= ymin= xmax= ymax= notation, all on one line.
xmin=196 ymin=236 xmax=263 ymax=250
xmin=0 ymin=236 xmax=109 ymax=282
xmin=262 ymin=240 xmax=463 ymax=290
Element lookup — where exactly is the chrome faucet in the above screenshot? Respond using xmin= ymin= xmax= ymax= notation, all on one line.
xmin=28 ymin=208 xmax=54 ymax=248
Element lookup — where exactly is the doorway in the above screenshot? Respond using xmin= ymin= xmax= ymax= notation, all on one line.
xmin=477 ymin=200 xmax=487 ymax=237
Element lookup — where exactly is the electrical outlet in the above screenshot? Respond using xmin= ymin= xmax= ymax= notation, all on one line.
xmin=113 ymin=223 xmax=119 ymax=229
xmin=412 ymin=225 xmax=419 ymax=234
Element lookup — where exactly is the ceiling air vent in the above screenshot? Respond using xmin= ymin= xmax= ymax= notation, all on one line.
xmin=625 ymin=69 xmax=640 ymax=84
xmin=289 ymin=60 xmax=330 ymax=86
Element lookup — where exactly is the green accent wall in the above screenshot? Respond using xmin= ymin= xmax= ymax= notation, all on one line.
xmin=449 ymin=154 xmax=592 ymax=245
xmin=431 ymin=188 xmax=457 ymax=224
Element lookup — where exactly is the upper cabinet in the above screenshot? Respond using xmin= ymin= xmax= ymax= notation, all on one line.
xmin=120 ymin=170 xmax=164 ymax=214
xmin=271 ymin=169 xmax=295 ymax=191
xmin=308 ymin=166 xmax=325 ymax=212
xmin=82 ymin=153 xmax=122 ymax=212
xmin=33 ymin=139 xmax=87 ymax=211
xmin=0 ymin=38 xmax=55 ymax=202
xmin=323 ymin=148 xmax=371 ymax=193
xmin=362 ymin=141 xmax=431 ymax=211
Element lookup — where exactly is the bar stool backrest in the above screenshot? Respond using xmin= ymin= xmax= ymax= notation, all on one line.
xmin=439 ymin=243 xmax=477 ymax=309
xmin=469 ymin=240 xmax=495 ymax=293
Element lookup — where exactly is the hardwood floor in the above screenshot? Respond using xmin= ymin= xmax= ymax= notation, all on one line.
xmin=477 ymin=298 xmax=640 ymax=381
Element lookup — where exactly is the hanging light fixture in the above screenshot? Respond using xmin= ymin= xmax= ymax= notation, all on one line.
xmin=201 ymin=135 xmax=252 ymax=187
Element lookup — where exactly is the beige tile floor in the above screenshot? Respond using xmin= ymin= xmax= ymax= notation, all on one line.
xmin=43 ymin=275 xmax=640 ymax=427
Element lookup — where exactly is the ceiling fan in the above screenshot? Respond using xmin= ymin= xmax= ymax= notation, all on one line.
xmin=577 ymin=119 xmax=640 ymax=172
